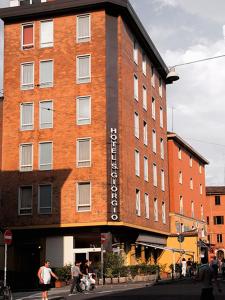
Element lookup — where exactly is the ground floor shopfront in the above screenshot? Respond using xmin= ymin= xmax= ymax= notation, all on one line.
xmin=0 ymin=225 xmax=169 ymax=290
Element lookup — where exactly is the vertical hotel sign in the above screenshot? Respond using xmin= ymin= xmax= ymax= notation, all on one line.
xmin=110 ymin=128 xmax=119 ymax=221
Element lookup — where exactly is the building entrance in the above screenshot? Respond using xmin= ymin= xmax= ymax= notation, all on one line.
xmin=73 ymin=248 xmax=101 ymax=263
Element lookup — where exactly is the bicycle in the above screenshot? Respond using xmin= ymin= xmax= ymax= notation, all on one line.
xmin=0 ymin=281 xmax=13 ymax=300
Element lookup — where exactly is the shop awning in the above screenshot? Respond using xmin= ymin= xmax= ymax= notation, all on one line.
xmin=136 ymin=233 xmax=167 ymax=246
xmin=136 ymin=241 xmax=194 ymax=254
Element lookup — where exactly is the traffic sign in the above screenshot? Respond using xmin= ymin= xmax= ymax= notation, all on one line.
xmin=177 ymin=234 xmax=184 ymax=243
xmin=4 ymin=230 xmax=12 ymax=245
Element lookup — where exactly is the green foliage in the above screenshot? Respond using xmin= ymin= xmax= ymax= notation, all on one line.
xmin=104 ymin=252 xmax=124 ymax=278
xmin=55 ymin=264 xmax=72 ymax=282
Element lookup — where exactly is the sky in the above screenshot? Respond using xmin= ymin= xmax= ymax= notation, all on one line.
xmin=1 ymin=0 xmax=225 ymax=185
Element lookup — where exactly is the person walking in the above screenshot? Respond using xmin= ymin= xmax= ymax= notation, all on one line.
xmin=199 ymin=256 xmax=222 ymax=300
xmin=181 ymin=258 xmax=187 ymax=277
xmin=187 ymin=258 xmax=193 ymax=277
xmin=221 ymin=258 xmax=225 ymax=280
xmin=210 ymin=256 xmax=219 ymax=278
xmin=37 ymin=261 xmax=58 ymax=300
xmin=69 ymin=261 xmax=83 ymax=295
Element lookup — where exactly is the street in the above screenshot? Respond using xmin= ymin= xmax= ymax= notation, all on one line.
xmin=13 ymin=279 xmax=225 ymax=300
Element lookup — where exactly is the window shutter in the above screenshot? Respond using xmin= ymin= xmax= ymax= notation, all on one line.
xmin=41 ymin=20 xmax=53 ymax=47
xmin=21 ymin=63 xmax=34 ymax=89
xmin=40 ymin=101 xmax=53 ymax=128
xmin=77 ymin=56 xmax=90 ymax=83
xmin=78 ymin=139 xmax=90 ymax=167
xmin=77 ymin=97 xmax=90 ymax=124
xmin=21 ymin=103 xmax=33 ymax=130
xmin=23 ymin=24 xmax=33 ymax=48
xmin=77 ymin=15 xmax=90 ymax=42
xmin=39 ymin=142 xmax=52 ymax=170
xmin=40 ymin=60 xmax=53 ymax=87
xmin=39 ymin=185 xmax=51 ymax=214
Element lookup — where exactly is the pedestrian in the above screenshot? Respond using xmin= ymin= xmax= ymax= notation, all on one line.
xmin=199 ymin=256 xmax=222 ymax=300
xmin=181 ymin=258 xmax=187 ymax=277
xmin=187 ymin=258 xmax=193 ymax=277
xmin=221 ymin=258 xmax=225 ymax=280
xmin=37 ymin=260 xmax=58 ymax=300
xmin=210 ymin=256 xmax=219 ymax=278
xmin=69 ymin=261 xmax=83 ymax=295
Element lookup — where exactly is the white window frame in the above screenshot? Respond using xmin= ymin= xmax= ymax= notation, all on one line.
xmin=151 ymin=65 xmax=155 ymax=87
xmin=143 ymin=121 xmax=148 ymax=146
xmin=142 ymin=52 xmax=147 ymax=75
xmin=154 ymin=198 xmax=158 ymax=221
xmin=18 ymin=185 xmax=33 ymax=215
xmin=191 ymin=201 xmax=194 ymax=218
xmin=39 ymin=141 xmax=53 ymax=170
xmin=136 ymin=189 xmax=141 ymax=216
xmin=20 ymin=102 xmax=34 ymax=131
xmin=161 ymin=169 xmax=165 ymax=191
xmin=152 ymin=97 xmax=155 ymax=119
xmin=160 ymin=138 xmax=164 ymax=159
xmin=19 ymin=143 xmax=33 ymax=172
xmin=135 ymin=149 xmax=140 ymax=177
xmin=199 ymin=164 xmax=202 ymax=174
xmin=133 ymin=40 xmax=138 ymax=64
xmin=76 ymin=138 xmax=91 ymax=168
xmin=38 ymin=184 xmax=52 ymax=214
xmin=76 ymin=181 xmax=91 ymax=212
xmin=40 ymin=19 xmax=54 ymax=48
xmin=21 ymin=22 xmax=34 ymax=50
xmin=178 ymin=147 xmax=182 ymax=160
xmin=144 ymin=193 xmax=149 ymax=219
xmin=160 ymin=107 xmax=163 ymax=128
xmin=76 ymin=96 xmax=91 ymax=125
xmin=143 ymin=85 xmax=147 ymax=110
xmin=76 ymin=14 xmax=91 ymax=43
xmin=21 ymin=62 xmax=34 ymax=90
xmin=134 ymin=112 xmax=139 ymax=139
xmin=179 ymin=171 xmax=183 ymax=184
xmin=162 ymin=202 xmax=166 ymax=224
xmin=180 ymin=196 xmax=183 ymax=215
xmin=190 ymin=156 xmax=193 ymax=167
xmin=153 ymin=163 xmax=157 ymax=187
xmin=152 ymin=129 xmax=157 ymax=153
xmin=39 ymin=100 xmax=53 ymax=129
xmin=200 ymin=184 xmax=203 ymax=195
xmin=76 ymin=54 xmax=91 ymax=84
xmin=134 ymin=74 xmax=138 ymax=101
xmin=144 ymin=156 xmax=148 ymax=182
xmin=39 ymin=59 xmax=54 ymax=88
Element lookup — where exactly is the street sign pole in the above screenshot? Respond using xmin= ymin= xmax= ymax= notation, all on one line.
xmin=101 ymin=243 xmax=104 ymax=285
xmin=4 ymin=243 xmax=7 ymax=287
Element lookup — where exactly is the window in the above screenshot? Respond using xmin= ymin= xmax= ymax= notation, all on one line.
xmin=143 ymin=86 xmax=147 ymax=110
xmin=175 ymin=222 xmax=181 ymax=233
xmin=191 ymin=201 xmax=194 ymax=218
xmin=21 ymin=62 xmax=34 ymax=90
xmin=207 ymin=216 xmax=209 ymax=225
xmin=134 ymin=75 xmax=138 ymax=100
xmin=77 ymin=96 xmax=91 ymax=125
xmin=199 ymin=164 xmax=202 ymax=174
xmin=178 ymin=147 xmax=182 ymax=159
xmin=190 ymin=178 xmax=193 ymax=190
xmin=190 ymin=156 xmax=193 ymax=167
xmin=152 ymin=129 xmax=156 ymax=153
xmin=160 ymin=107 xmax=163 ymax=128
xmin=154 ymin=198 xmax=158 ymax=221
xmin=38 ymin=184 xmax=52 ymax=214
xmin=153 ymin=163 xmax=157 ymax=187
xmin=20 ymin=103 xmax=33 ymax=130
xmin=18 ymin=186 xmax=32 ymax=215
xmin=162 ymin=202 xmax=166 ymax=224
xmin=214 ymin=216 xmax=224 ymax=225
xmin=160 ymin=138 xmax=164 ymax=159
xmin=143 ymin=121 xmax=148 ymax=145
xmin=20 ymin=144 xmax=33 ymax=172
xmin=134 ymin=112 xmax=139 ymax=138
xmin=142 ymin=53 xmax=146 ymax=75
xmin=144 ymin=193 xmax=149 ymax=219
xmin=215 ymin=196 xmax=221 ymax=205
xmin=161 ymin=169 xmax=165 ymax=191
xmin=217 ymin=234 xmax=223 ymax=243
xmin=151 ymin=65 xmax=155 ymax=87
xmin=144 ymin=156 xmax=148 ymax=182
xmin=152 ymin=97 xmax=155 ymax=119
xmin=77 ymin=55 xmax=91 ymax=84
xmin=39 ymin=142 xmax=52 ymax=170
xmin=133 ymin=41 xmax=138 ymax=64
xmin=77 ymin=138 xmax=91 ymax=167
xmin=200 ymin=184 xmax=203 ymax=195
xmin=180 ymin=196 xmax=183 ymax=214
xmin=40 ymin=101 xmax=53 ymax=129
xmin=159 ymin=77 xmax=162 ymax=97
xmin=179 ymin=171 xmax=183 ymax=184
xmin=77 ymin=14 xmax=91 ymax=43
xmin=77 ymin=182 xmax=91 ymax=212
xmin=181 ymin=223 xmax=184 ymax=233
xmin=40 ymin=20 xmax=53 ymax=48
xmin=136 ymin=189 xmax=141 ymax=216
xmin=40 ymin=60 xmax=53 ymax=88
xmin=135 ymin=150 xmax=140 ymax=177
xmin=22 ymin=23 xmax=34 ymax=49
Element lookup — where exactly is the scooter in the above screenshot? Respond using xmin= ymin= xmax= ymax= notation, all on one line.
xmin=80 ymin=273 xmax=96 ymax=291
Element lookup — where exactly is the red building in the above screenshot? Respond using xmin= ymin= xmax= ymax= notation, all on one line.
xmin=0 ymin=0 xmax=175 ymax=288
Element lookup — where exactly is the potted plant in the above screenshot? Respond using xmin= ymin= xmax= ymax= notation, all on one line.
xmin=55 ymin=264 xmax=72 ymax=288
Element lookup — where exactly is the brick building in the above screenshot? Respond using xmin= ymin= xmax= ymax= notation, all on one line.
xmin=0 ymin=0 xmax=174 ymax=287
xmin=165 ymin=132 xmax=209 ymax=262
xmin=206 ymin=186 xmax=225 ymax=260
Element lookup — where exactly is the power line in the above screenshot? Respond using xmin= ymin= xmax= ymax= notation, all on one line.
xmin=171 ymin=54 xmax=225 ymax=68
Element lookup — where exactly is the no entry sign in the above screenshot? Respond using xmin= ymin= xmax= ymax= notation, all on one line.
xmin=4 ymin=230 xmax=12 ymax=245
